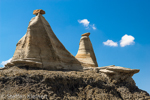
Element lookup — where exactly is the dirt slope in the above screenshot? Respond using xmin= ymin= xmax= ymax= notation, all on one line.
xmin=0 ymin=66 xmax=149 ymax=100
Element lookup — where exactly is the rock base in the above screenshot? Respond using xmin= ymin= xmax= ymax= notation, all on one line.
xmin=0 ymin=66 xmax=149 ymax=100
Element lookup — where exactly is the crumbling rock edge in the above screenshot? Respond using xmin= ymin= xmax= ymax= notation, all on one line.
xmin=0 ymin=66 xmax=149 ymax=100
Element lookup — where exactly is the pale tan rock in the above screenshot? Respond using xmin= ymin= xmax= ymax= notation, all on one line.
xmin=5 ymin=10 xmax=83 ymax=71
xmin=106 ymin=66 xmax=139 ymax=74
xmin=99 ymin=66 xmax=140 ymax=83
xmin=75 ymin=33 xmax=98 ymax=67
xmin=33 ymin=9 xmax=45 ymax=15
xmin=100 ymin=69 xmax=115 ymax=74
xmin=84 ymin=65 xmax=140 ymax=83
xmin=98 ymin=65 xmax=140 ymax=76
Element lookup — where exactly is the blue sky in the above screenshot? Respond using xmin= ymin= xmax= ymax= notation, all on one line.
xmin=0 ymin=0 xmax=150 ymax=94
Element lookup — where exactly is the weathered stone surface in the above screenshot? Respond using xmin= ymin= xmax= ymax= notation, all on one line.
xmin=0 ymin=66 xmax=149 ymax=100
xmin=1 ymin=9 xmax=149 ymax=100
xmin=100 ymin=69 xmax=115 ymax=74
xmin=81 ymin=32 xmax=90 ymax=36
xmin=75 ymin=32 xmax=98 ymax=67
xmin=5 ymin=11 xmax=83 ymax=71
xmin=106 ymin=66 xmax=140 ymax=74
xmin=83 ymin=65 xmax=140 ymax=84
xmin=33 ymin=9 xmax=45 ymax=15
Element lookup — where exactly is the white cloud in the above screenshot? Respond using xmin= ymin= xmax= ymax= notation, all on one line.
xmin=78 ymin=19 xmax=96 ymax=30
xmin=78 ymin=19 xmax=90 ymax=27
xmin=91 ymin=24 xmax=96 ymax=30
xmin=1 ymin=58 xmax=12 ymax=67
xmin=120 ymin=34 xmax=135 ymax=47
xmin=103 ymin=40 xmax=118 ymax=47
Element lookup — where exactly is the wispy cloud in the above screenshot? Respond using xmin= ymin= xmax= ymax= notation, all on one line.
xmin=103 ymin=40 xmax=118 ymax=47
xmin=91 ymin=24 xmax=96 ymax=30
xmin=1 ymin=58 xmax=12 ymax=67
xmin=78 ymin=19 xmax=96 ymax=30
xmin=120 ymin=34 xmax=135 ymax=47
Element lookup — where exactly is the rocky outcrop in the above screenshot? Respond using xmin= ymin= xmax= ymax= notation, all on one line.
xmin=2 ymin=9 xmax=149 ymax=100
xmin=75 ymin=32 xmax=98 ymax=67
xmin=33 ymin=9 xmax=45 ymax=15
xmin=5 ymin=10 xmax=82 ymax=71
xmin=0 ymin=66 xmax=149 ymax=100
xmin=83 ymin=65 xmax=140 ymax=84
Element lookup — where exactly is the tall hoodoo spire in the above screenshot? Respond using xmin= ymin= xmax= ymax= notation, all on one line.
xmin=75 ymin=32 xmax=98 ymax=67
xmin=6 ymin=9 xmax=83 ymax=71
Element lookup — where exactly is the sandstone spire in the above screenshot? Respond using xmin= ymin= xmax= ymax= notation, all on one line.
xmin=75 ymin=32 xmax=98 ymax=67
xmin=5 ymin=9 xmax=83 ymax=71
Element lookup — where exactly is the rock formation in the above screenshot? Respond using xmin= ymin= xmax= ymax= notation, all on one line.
xmin=0 ymin=66 xmax=149 ymax=100
xmin=1 ymin=9 xmax=149 ymax=99
xmin=83 ymin=65 xmax=140 ymax=84
xmin=5 ymin=10 xmax=82 ymax=71
xmin=33 ymin=9 xmax=45 ymax=15
xmin=75 ymin=32 xmax=98 ymax=67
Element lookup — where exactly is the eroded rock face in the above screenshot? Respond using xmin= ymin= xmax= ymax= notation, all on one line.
xmin=83 ymin=65 xmax=140 ymax=84
xmin=5 ymin=10 xmax=82 ymax=71
xmin=0 ymin=66 xmax=149 ymax=100
xmin=75 ymin=32 xmax=98 ymax=67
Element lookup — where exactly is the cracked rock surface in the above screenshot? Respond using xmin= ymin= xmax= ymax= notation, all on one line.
xmin=0 ymin=66 xmax=149 ymax=100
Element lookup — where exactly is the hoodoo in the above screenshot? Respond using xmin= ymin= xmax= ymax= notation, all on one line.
xmin=1 ymin=9 xmax=150 ymax=100
xmin=75 ymin=32 xmax=98 ymax=67
xmin=5 ymin=9 xmax=83 ymax=71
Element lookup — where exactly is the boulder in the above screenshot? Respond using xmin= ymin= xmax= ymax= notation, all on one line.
xmin=81 ymin=32 xmax=90 ymax=36
xmin=33 ymin=9 xmax=45 ymax=15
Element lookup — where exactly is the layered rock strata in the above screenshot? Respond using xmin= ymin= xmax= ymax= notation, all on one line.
xmin=83 ymin=65 xmax=140 ymax=83
xmin=5 ymin=10 xmax=82 ymax=71
xmin=76 ymin=32 xmax=98 ymax=67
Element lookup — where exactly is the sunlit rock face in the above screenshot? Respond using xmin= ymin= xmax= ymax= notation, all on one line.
xmin=83 ymin=65 xmax=140 ymax=84
xmin=5 ymin=10 xmax=83 ymax=71
xmin=75 ymin=32 xmax=98 ymax=67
